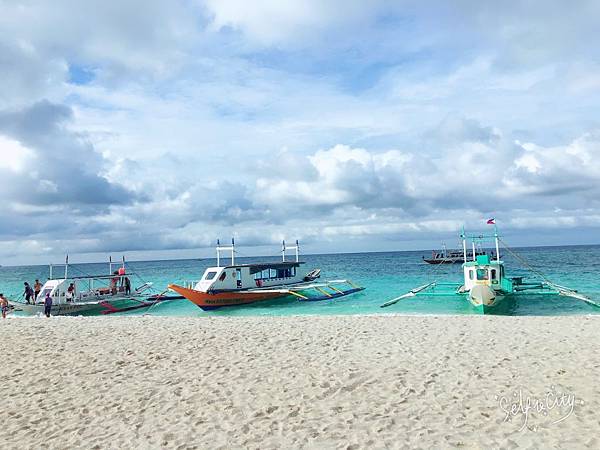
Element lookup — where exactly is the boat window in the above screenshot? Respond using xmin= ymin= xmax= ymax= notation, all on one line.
xmin=490 ymin=269 xmax=497 ymax=280
xmin=269 ymin=269 xmax=277 ymax=278
xmin=204 ymin=271 xmax=218 ymax=281
xmin=477 ymin=269 xmax=489 ymax=280
xmin=469 ymin=270 xmax=474 ymax=280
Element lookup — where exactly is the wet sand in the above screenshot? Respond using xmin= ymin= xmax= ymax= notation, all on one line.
xmin=1 ymin=315 xmax=598 ymax=449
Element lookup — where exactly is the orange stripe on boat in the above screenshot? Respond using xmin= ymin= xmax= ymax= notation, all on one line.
xmin=168 ymin=284 xmax=286 ymax=309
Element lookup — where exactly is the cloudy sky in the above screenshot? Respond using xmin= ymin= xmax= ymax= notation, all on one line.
xmin=1 ymin=0 xmax=600 ymax=264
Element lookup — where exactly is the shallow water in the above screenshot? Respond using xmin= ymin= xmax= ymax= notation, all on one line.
xmin=1 ymin=245 xmax=599 ymax=316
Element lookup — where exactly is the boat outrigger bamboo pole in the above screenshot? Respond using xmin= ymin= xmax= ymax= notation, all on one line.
xmin=380 ymin=282 xmax=435 ymax=308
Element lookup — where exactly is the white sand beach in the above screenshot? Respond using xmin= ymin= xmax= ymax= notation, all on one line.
xmin=1 ymin=315 xmax=599 ymax=449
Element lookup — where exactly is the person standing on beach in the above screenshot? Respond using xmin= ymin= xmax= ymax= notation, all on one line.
xmin=34 ymin=279 xmax=42 ymax=302
xmin=43 ymin=292 xmax=53 ymax=318
xmin=23 ymin=282 xmax=34 ymax=304
xmin=0 ymin=294 xmax=8 ymax=319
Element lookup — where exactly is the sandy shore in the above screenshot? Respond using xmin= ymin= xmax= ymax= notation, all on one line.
xmin=1 ymin=315 xmax=599 ymax=449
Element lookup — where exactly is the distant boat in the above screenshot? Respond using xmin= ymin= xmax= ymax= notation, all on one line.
xmin=423 ymin=243 xmax=499 ymax=264
xmin=169 ymin=239 xmax=363 ymax=310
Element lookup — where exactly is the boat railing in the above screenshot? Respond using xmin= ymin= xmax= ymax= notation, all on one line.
xmin=182 ymin=280 xmax=197 ymax=290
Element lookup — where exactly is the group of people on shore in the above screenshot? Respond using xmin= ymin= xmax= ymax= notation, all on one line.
xmin=23 ymin=280 xmax=42 ymax=304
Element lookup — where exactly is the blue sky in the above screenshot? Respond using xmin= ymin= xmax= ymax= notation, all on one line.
xmin=1 ymin=0 xmax=600 ymax=264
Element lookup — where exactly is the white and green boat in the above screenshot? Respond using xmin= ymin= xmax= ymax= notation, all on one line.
xmin=382 ymin=225 xmax=600 ymax=315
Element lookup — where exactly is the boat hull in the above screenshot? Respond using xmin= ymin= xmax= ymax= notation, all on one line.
xmin=169 ymin=284 xmax=289 ymax=310
xmin=8 ymin=295 xmax=182 ymax=316
xmin=467 ymin=285 xmax=509 ymax=314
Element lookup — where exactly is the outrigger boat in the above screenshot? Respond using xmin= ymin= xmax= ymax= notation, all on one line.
xmin=9 ymin=257 xmax=182 ymax=316
xmin=169 ymin=239 xmax=364 ymax=310
xmin=382 ymin=225 xmax=600 ymax=315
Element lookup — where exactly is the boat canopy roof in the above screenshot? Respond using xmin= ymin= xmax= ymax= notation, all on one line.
xmin=48 ymin=273 xmax=131 ymax=281
xmin=464 ymin=254 xmax=502 ymax=266
xmin=220 ymin=261 xmax=304 ymax=274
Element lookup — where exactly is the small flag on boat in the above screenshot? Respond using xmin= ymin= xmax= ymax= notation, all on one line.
xmin=486 ymin=218 xmax=496 ymax=225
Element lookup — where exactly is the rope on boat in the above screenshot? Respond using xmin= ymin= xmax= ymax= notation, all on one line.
xmin=142 ymin=289 xmax=170 ymax=316
xmin=499 ymin=238 xmax=600 ymax=308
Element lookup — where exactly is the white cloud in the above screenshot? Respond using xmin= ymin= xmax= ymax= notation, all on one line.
xmin=0 ymin=136 xmax=35 ymax=172
xmin=203 ymin=0 xmax=376 ymax=46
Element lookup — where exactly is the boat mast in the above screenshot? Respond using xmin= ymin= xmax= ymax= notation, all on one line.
xmin=282 ymin=240 xmax=300 ymax=262
xmin=282 ymin=240 xmax=286 ymax=262
xmin=461 ymin=227 xmax=467 ymax=263
xmin=216 ymin=238 xmax=235 ymax=267
xmin=65 ymin=255 xmax=68 ymax=279
xmin=216 ymin=240 xmax=220 ymax=267
xmin=494 ymin=225 xmax=500 ymax=263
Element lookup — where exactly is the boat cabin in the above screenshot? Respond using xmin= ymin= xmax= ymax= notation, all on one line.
xmin=194 ymin=261 xmax=310 ymax=292
xmin=463 ymin=255 xmax=506 ymax=291
xmin=460 ymin=227 xmax=513 ymax=293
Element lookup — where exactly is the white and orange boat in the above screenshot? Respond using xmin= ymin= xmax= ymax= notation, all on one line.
xmin=168 ymin=239 xmax=364 ymax=310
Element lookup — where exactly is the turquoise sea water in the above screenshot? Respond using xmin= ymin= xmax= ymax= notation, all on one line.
xmin=1 ymin=245 xmax=599 ymax=316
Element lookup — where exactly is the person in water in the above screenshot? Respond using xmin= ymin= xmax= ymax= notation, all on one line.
xmin=44 ymin=292 xmax=53 ymax=318
xmin=23 ymin=282 xmax=34 ymax=304
xmin=34 ymin=279 xmax=42 ymax=301
xmin=0 ymin=294 xmax=8 ymax=319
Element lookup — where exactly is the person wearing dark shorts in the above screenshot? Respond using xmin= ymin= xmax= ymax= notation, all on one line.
xmin=125 ymin=277 xmax=131 ymax=295
xmin=34 ymin=279 xmax=42 ymax=302
xmin=23 ymin=282 xmax=34 ymax=304
xmin=44 ymin=292 xmax=53 ymax=317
